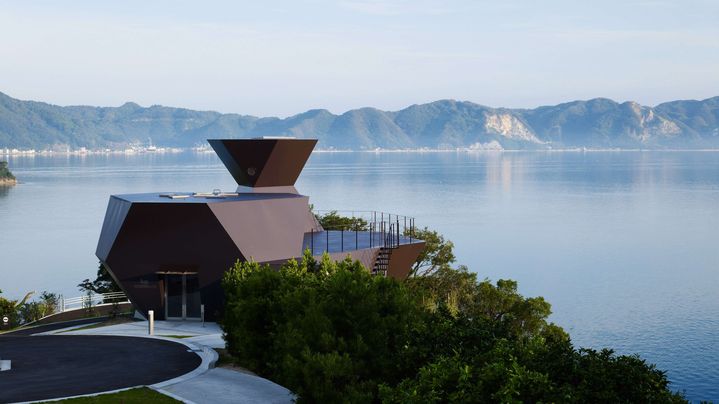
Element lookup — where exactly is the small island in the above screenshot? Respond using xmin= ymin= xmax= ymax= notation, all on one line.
xmin=0 ymin=161 xmax=17 ymax=185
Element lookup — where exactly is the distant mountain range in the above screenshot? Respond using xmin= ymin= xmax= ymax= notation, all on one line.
xmin=1 ymin=91 xmax=718 ymax=150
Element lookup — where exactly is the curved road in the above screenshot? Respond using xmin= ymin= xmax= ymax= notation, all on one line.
xmin=0 ymin=335 xmax=201 ymax=403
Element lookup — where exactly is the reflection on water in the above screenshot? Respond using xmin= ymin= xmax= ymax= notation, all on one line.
xmin=0 ymin=185 xmax=11 ymax=198
xmin=0 ymin=151 xmax=718 ymax=401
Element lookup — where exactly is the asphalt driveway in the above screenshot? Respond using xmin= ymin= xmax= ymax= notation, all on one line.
xmin=0 ymin=335 xmax=201 ymax=403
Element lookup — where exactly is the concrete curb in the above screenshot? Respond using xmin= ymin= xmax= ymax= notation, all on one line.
xmin=149 ymin=336 xmax=219 ymax=389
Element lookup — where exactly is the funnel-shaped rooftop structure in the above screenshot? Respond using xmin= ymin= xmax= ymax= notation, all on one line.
xmin=96 ymin=138 xmax=424 ymax=321
xmin=208 ymin=138 xmax=316 ymax=188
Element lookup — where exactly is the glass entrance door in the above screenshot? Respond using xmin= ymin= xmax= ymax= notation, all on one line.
xmin=165 ymin=274 xmax=201 ymax=320
xmin=166 ymin=275 xmax=184 ymax=318
xmin=185 ymin=275 xmax=201 ymax=319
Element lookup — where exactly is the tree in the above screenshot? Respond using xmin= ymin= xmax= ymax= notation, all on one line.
xmin=78 ymin=262 xmax=121 ymax=294
xmin=471 ymin=279 xmax=552 ymax=338
xmin=316 ymin=210 xmax=369 ymax=231
xmin=18 ymin=302 xmax=45 ymax=323
xmin=0 ymin=161 xmax=15 ymax=180
xmin=222 ymin=252 xmax=419 ymax=403
xmin=405 ymin=265 xmax=478 ymax=315
xmin=39 ymin=291 xmax=59 ymax=313
xmin=407 ymin=227 xmax=456 ymax=276
xmin=219 ymin=220 xmax=688 ymax=402
xmin=0 ymin=290 xmax=60 ymax=326
xmin=0 ymin=289 xmax=19 ymax=328
xmin=221 ymin=253 xmax=687 ymax=403
xmin=380 ymin=271 xmax=686 ymax=403
xmin=17 ymin=291 xmax=59 ymax=323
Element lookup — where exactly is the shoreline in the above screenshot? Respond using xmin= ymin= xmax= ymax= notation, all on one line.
xmin=2 ymin=147 xmax=719 ymax=157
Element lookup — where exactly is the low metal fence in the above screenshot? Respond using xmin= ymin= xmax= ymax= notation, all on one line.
xmin=59 ymin=291 xmax=129 ymax=312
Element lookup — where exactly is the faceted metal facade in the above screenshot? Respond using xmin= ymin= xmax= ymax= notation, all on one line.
xmin=96 ymin=193 xmax=317 ymax=320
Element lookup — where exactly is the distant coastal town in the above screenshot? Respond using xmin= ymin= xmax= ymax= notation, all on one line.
xmin=0 ymin=139 xmax=506 ymax=156
xmin=0 ymin=139 xmax=212 ymax=156
xmin=0 ymin=145 xmax=196 ymax=156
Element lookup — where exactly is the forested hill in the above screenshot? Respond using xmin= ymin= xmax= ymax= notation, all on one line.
xmin=1 ymin=91 xmax=718 ymax=150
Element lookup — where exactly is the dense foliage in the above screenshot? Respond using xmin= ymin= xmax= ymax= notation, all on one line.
xmin=0 ymin=289 xmax=19 ymax=327
xmin=0 ymin=161 xmax=15 ymax=180
xmin=17 ymin=291 xmax=59 ymax=323
xmin=1 ymin=263 xmax=123 ymax=329
xmin=406 ymin=227 xmax=456 ymax=276
xmin=0 ymin=289 xmax=58 ymax=327
xmin=221 ymin=253 xmax=686 ymax=403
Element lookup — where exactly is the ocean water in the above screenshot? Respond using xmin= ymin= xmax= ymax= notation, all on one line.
xmin=1 ymin=150 xmax=717 ymax=401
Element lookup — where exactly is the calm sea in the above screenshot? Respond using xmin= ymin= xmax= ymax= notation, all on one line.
xmin=1 ymin=151 xmax=717 ymax=401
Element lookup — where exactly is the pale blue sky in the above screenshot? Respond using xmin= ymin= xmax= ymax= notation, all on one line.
xmin=0 ymin=0 xmax=717 ymax=116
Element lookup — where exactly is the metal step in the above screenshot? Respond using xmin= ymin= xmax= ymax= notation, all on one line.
xmin=373 ymin=247 xmax=393 ymax=275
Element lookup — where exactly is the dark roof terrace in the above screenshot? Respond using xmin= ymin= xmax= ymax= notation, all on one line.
xmin=305 ymin=210 xmax=422 ymax=255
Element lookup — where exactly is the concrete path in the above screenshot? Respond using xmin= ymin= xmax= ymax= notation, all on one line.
xmin=159 ymin=368 xmax=294 ymax=404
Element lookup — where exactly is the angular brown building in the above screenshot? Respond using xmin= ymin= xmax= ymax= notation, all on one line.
xmin=96 ymin=138 xmax=424 ymax=321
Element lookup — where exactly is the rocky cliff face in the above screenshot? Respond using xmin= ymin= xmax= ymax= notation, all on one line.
xmin=483 ymin=113 xmax=540 ymax=143
xmin=1 ymin=91 xmax=718 ymax=150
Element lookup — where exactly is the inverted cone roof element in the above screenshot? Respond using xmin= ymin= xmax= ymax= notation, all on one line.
xmin=208 ymin=138 xmax=317 ymax=187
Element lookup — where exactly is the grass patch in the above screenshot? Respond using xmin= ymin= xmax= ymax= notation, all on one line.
xmin=39 ymin=387 xmax=179 ymax=403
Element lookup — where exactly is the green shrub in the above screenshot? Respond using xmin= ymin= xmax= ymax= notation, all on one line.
xmin=0 ymin=292 xmax=19 ymax=327
xmin=222 ymin=251 xmax=419 ymax=402
xmin=221 ymin=252 xmax=687 ymax=403
xmin=17 ymin=291 xmax=59 ymax=323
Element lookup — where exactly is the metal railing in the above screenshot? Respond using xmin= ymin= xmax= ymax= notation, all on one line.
xmin=59 ymin=291 xmax=129 ymax=312
xmin=307 ymin=210 xmax=418 ymax=255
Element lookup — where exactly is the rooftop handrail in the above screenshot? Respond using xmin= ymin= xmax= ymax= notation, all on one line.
xmin=313 ymin=209 xmax=416 ymax=221
xmin=313 ymin=210 xmax=416 ymax=233
xmin=307 ymin=209 xmax=419 ymax=255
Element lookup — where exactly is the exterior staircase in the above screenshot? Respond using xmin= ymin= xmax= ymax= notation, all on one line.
xmin=373 ymin=220 xmax=403 ymax=276
xmin=373 ymin=247 xmax=393 ymax=275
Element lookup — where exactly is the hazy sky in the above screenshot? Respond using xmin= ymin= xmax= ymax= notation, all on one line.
xmin=1 ymin=0 xmax=717 ymax=116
